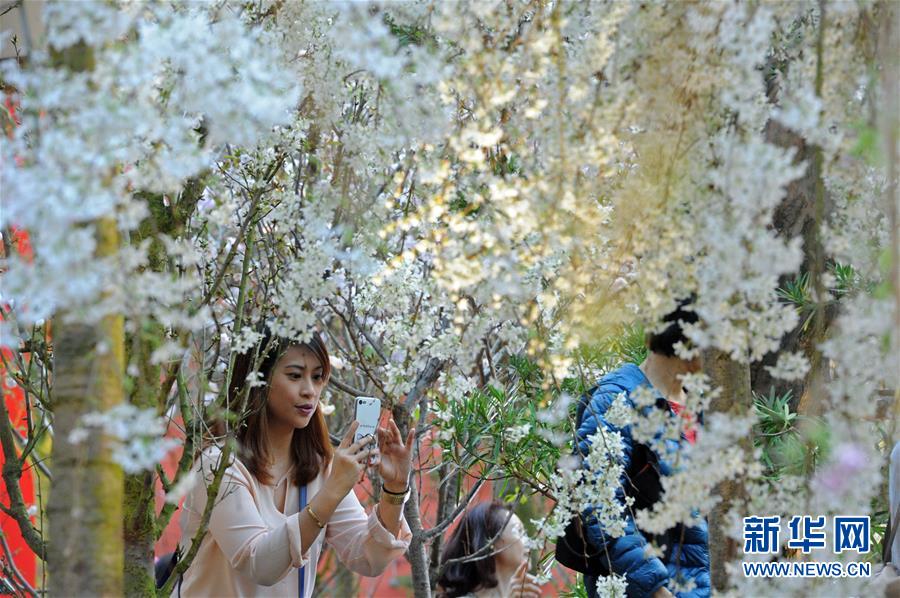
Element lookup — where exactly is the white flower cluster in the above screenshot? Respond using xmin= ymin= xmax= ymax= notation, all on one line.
xmin=603 ymin=393 xmax=634 ymax=429
xmin=531 ymin=458 xmax=586 ymax=540
xmin=687 ymin=131 xmax=806 ymax=362
xmin=532 ymin=422 xmax=630 ymax=543
xmin=594 ymin=574 xmax=627 ymax=598
xmin=68 ymin=403 xmax=180 ymax=474
xmin=231 ymin=327 xmax=264 ymax=355
xmin=506 ymin=424 xmax=531 ymax=444
xmin=581 ymin=429 xmax=629 ymax=538
xmin=1 ymin=1 xmax=299 ymax=327
xmin=635 ymin=412 xmax=757 ymax=536
xmin=821 ymin=294 xmax=898 ymax=423
xmin=626 ymin=386 xmax=680 ymax=457
xmin=764 ymin=351 xmax=811 ymax=382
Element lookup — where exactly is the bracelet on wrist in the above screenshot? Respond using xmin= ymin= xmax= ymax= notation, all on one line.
xmin=381 ymin=483 xmax=409 ymax=496
xmin=305 ymin=504 xmax=326 ymax=529
xmin=380 ymin=490 xmax=407 ymax=505
xmin=381 ymin=483 xmax=409 ymax=505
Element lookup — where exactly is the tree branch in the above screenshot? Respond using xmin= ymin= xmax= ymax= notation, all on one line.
xmin=435 ymin=497 xmax=518 ymax=574
xmin=422 ymin=476 xmax=488 ymax=540
xmin=403 ymin=358 xmax=445 ymax=410
xmin=0 ymin=529 xmax=37 ymax=596
xmin=156 ymin=369 xmax=198 ymax=532
xmin=159 ymin=442 xmax=234 ymax=597
xmin=0 ymin=398 xmax=46 ymax=560
xmin=328 ymin=376 xmax=368 ymax=398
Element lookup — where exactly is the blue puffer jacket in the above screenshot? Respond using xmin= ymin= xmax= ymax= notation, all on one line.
xmin=576 ymin=363 xmax=710 ymax=598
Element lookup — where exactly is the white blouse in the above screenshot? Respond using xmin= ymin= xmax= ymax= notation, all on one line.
xmin=176 ymin=447 xmax=411 ymax=597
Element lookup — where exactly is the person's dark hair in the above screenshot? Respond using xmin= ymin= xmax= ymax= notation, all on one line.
xmin=227 ymin=325 xmax=334 ymax=487
xmin=437 ymin=501 xmax=514 ymax=598
xmin=646 ymin=297 xmax=698 ymax=357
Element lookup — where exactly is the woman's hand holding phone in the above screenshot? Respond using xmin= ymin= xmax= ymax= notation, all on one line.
xmin=324 ymin=421 xmax=376 ymax=498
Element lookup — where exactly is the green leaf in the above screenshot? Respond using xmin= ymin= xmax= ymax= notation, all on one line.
xmin=850 ymin=122 xmax=881 ymax=165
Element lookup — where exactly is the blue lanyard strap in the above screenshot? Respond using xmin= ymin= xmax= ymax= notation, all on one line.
xmin=298 ymin=485 xmax=308 ymax=598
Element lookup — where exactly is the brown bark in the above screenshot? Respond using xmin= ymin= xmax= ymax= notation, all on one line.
xmin=43 ymin=38 xmax=128 ymax=596
xmin=703 ymin=348 xmax=753 ymax=592
xmin=755 ymin=94 xmax=838 ymax=414
xmin=404 ymin=481 xmax=432 ymax=598
xmin=394 ymin=359 xmax=444 ymax=598
xmin=48 ymin=283 xmax=126 ymax=595
xmin=428 ymin=462 xmax=459 ymax=588
xmin=753 ymin=4 xmax=839 ymax=414
xmin=122 ymin=181 xmax=206 ymax=597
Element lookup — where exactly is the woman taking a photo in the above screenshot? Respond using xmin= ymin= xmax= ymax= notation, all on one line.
xmin=437 ymin=501 xmax=542 ymax=598
xmin=175 ymin=328 xmax=414 ymax=596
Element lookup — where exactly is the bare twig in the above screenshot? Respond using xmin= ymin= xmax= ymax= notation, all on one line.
xmin=159 ymin=442 xmax=234 ymax=597
xmin=0 ymin=529 xmax=37 ymax=596
xmin=0 ymin=2 xmax=23 ymax=19
xmin=422 ymin=476 xmax=489 ymax=540
xmin=329 ymin=376 xmax=369 ymax=399
xmin=0 ymin=398 xmax=46 ymax=560
xmin=435 ymin=496 xmax=519 ymax=573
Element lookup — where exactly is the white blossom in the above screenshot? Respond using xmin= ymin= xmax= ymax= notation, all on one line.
xmin=506 ymin=424 xmax=531 ymax=444
xmin=69 ymin=404 xmax=179 ymax=474
xmin=594 ymin=574 xmax=627 ymax=598
xmin=765 ymin=351 xmax=811 ymax=382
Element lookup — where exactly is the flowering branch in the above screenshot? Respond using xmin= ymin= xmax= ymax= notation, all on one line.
xmin=158 ymin=441 xmax=234 ymax=598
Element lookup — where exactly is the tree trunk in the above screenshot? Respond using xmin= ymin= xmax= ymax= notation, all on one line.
xmin=123 ymin=469 xmax=156 ymax=597
xmin=122 ymin=319 xmax=162 ymax=597
xmin=394 ymin=359 xmax=444 ymax=598
xmin=404 ymin=485 xmax=432 ymax=598
xmin=753 ymin=14 xmax=840 ymax=412
xmin=48 ymin=222 xmax=125 ymax=596
xmin=428 ymin=461 xmax=459 ymax=588
xmin=393 ymin=400 xmax=432 ymax=598
xmin=878 ymin=0 xmax=900 ymax=436
xmin=122 ymin=185 xmax=203 ymax=596
xmin=703 ymin=349 xmax=753 ymax=593
xmin=123 ymin=308 xmax=163 ymax=598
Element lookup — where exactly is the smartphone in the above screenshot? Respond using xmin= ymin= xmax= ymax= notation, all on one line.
xmin=354 ymin=397 xmax=382 ymax=445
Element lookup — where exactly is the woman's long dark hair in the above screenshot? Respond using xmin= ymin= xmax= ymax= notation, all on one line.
xmin=436 ymin=501 xmax=514 ymax=598
xmin=227 ymin=325 xmax=333 ymax=487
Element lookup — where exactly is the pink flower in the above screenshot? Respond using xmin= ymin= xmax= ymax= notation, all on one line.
xmin=814 ymin=443 xmax=867 ymax=494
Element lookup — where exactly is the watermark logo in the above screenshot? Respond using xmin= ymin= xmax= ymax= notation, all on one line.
xmin=833 ymin=516 xmax=870 ymax=554
xmin=743 ymin=516 xmax=780 ymax=555
xmin=742 ymin=515 xmax=870 ymax=579
xmin=787 ymin=515 xmax=826 ymax=554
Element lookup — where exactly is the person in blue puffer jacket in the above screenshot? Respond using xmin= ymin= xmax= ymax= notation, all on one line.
xmin=576 ymin=300 xmax=710 ymax=598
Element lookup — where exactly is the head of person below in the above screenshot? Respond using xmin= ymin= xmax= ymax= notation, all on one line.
xmin=436 ymin=502 xmax=541 ymax=598
xmin=175 ymin=326 xmax=414 ymax=597
xmin=576 ymin=298 xmax=710 ymax=598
